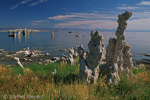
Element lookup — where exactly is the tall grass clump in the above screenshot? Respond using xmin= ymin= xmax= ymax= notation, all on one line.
xmin=0 ymin=63 xmax=150 ymax=100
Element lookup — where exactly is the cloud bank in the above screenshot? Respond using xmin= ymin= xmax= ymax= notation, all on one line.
xmin=47 ymin=12 xmax=117 ymax=29
xmin=31 ymin=1 xmax=150 ymax=31
xmin=136 ymin=1 xmax=150 ymax=6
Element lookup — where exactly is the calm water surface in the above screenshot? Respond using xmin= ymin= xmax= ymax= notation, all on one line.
xmin=0 ymin=31 xmax=150 ymax=61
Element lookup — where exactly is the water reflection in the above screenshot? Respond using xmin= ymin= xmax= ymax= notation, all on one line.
xmin=8 ymin=31 xmax=16 ymax=40
xmin=2 ymin=31 xmax=150 ymax=61
xmin=17 ymin=31 xmax=21 ymax=43
xmin=51 ymin=32 xmax=54 ymax=40
xmin=7 ymin=30 xmax=31 ymax=42
xmin=23 ymin=33 xmax=29 ymax=42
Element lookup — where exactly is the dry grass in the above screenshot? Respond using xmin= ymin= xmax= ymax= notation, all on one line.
xmin=0 ymin=64 xmax=150 ymax=100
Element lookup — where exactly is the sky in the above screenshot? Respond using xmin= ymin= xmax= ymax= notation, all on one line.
xmin=1 ymin=0 xmax=150 ymax=31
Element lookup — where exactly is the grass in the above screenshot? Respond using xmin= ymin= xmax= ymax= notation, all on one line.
xmin=132 ymin=64 xmax=146 ymax=74
xmin=0 ymin=63 xmax=150 ymax=100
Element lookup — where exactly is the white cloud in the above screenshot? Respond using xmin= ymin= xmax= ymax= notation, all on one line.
xmin=30 ymin=0 xmax=48 ymax=6
xmin=48 ymin=13 xmax=116 ymax=20
xmin=117 ymin=1 xmax=150 ymax=11
xmin=116 ymin=6 xmax=141 ymax=10
xmin=11 ymin=5 xmax=19 ymax=10
xmin=47 ymin=12 xmax=118 ymax=29
xmin=54 ymin=20 xmax=117 ymax=29
xmin=21 ymin=0 xmax=32 ymax=4
xmin=132 ymin=11 xmax=150 ymax=19
xmin=128 ymin=18 xmax=150 ymax=30
xmin=33 ymin=20 xmax=44 ymax=23
xmin=10 ymin=0 xmax=47 ymax=9
xmin=11 ymin=0 xmax=32 ymax=10
xmin=31 ymin=20 xmax=48 ymax=25
xmin=48 ymin=11 xmax=150 ymax=30
xmin=33 ymin=10 xmax=150 ymax=30
xmin=136 ymin=1 xmax=150 ymax=6
xmin=48 ymin=15 xmax=79 ymax=20
xmin=126 ymin=11 xmax=150 ymax=30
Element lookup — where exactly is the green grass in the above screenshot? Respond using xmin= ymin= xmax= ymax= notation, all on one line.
xmin=132 ymin=64 xmax=146 ymax=74
xmin=0 ymin=63 xmax=150 ymax=100
xmin=10 ymin=62 xmax=79 ymax=76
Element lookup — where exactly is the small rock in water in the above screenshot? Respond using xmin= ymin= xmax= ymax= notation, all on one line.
xmin=75 ymin=35 xmax=80 ymax=37
xmin=45 ymin=53 xmax=49 ymax=56
xmin=0 ymin=49 xmax=4 ymax=51
xmin=68 ymin=31 xmax=74 ymax=33
xmin=144 ymin=54 xmax=150 ymax=57
xmin=57 ymin=49 xmax=68 ymax=52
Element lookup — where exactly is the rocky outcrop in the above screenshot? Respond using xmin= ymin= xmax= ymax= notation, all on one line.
xmin=106 ymin=11 xmax=133 ymax=85
xmin=68 ymin=48 xmax=75 ymax=65
xmin=77 ymin=30 xmax=106 ymax=83
xmin=44 ymin=57 xmax=60 ymax=64
xmin=0 ymin=47 xmax=61 ymax=66
xmin=60 ymin=54 xmax=68 ymax=63
xmin=107 ymin=63 xmax=120 ymax=85
xmin=68 ymin=46 xmax=79 ymax=65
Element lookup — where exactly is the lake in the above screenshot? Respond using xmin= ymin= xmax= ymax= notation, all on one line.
xmin=0 ymin=31 xmax=150 ymax=61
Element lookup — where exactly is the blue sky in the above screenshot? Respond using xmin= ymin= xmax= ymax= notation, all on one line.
xmin=1 ymin=0 xmax=150 ymax=30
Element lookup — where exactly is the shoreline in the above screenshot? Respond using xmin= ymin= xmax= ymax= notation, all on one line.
xmin=0 ymin=47 xmax=63 ymax=66
xmin=1 ymin=47 xmax=150 ymax=67
xmin=0 ymin=29 xmax=49 ymax=33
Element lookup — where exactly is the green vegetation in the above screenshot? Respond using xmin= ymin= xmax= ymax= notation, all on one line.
xmin=132 ymin=64 xmax=146 ymax=74
xmin=0 ymin=63 xmax=150 ymax=100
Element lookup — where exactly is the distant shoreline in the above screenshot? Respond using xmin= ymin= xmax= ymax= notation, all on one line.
xmin=0 ymin=29 xmax=49 ymax=32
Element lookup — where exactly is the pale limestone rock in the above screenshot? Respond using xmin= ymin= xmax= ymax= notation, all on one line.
xmin=60 ymin=54 xmax=68 ymax=63
xmin=18 ymin=30 xmax=21 ymax=35
xmin=13 ymin=57 xmax=24 ymax=69
xmin=68 ymin=46 xmax=79 ymax=65
xmin=108 ymin=63 xmax=120 ymax=85
xmin=45 ymin=59 xmax=58 ymax=64
xmin=106 ymin=11 xmax=133 ymax=85
xmin=84 ymin=66 xmax=92 ymax=83
xmin=77 ymin=45 xmax=87 ymax=80
xmin=123 ymin=45 xmax=133 ymax=69
xmin=51 ymin=69 xmax=57 ymax=75
xmin=51 ymin=32 xmax=54 ymax=40
xmin=73 ymin=46 xmax=79 ymax=58
xmin=68 ymin=48 xmax=74 ymax=65
xmin=77 ymin=30 xmax=106 ymax=83
xmin=45 ymin=53 xmax=49 ymax=56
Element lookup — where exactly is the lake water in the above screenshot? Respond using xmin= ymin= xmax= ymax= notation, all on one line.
xmin=0 ymin=31 xmax=150 ymax=61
